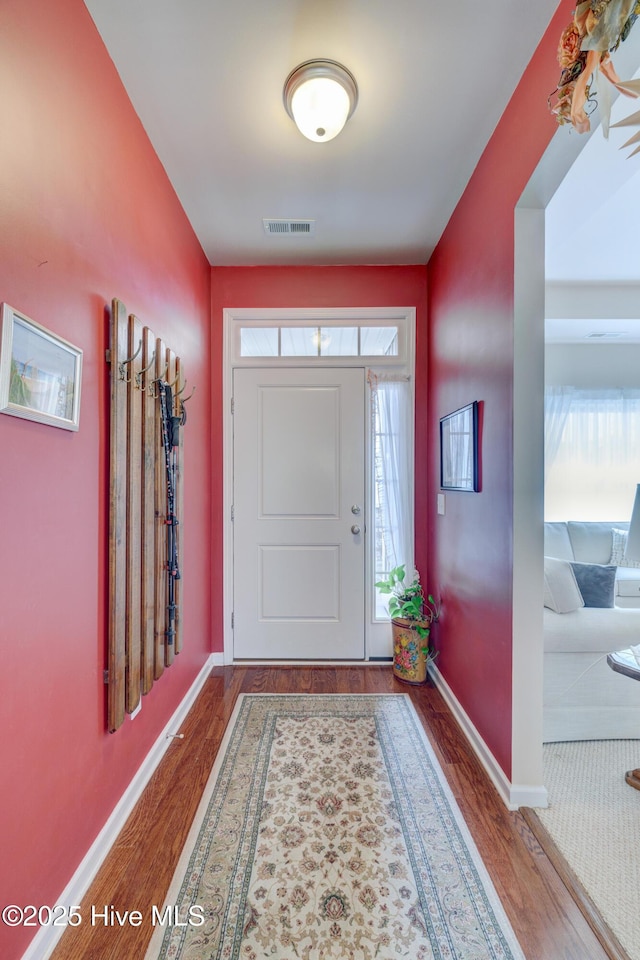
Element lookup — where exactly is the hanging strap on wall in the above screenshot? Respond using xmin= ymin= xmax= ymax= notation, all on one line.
xmin=158 ymin=379 xmax=182 ymax=648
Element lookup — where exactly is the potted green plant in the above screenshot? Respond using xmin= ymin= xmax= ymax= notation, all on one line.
xmin=375 ymin=565 xmax=439 ymax=684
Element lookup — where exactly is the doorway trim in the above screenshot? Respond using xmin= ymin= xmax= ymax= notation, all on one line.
xmin=222 ymin=306 xmax=416 ymax=665
xmin=511 ymin=125 xmax=594 ymax=805
xmin=512 ymin=205 xmax=547 ymax=806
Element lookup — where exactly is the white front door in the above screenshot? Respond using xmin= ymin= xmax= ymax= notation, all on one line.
xmin=233 ymin=367 xmax=365 ymax=659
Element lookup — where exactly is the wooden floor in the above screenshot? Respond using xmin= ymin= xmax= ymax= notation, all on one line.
xmin=50 ymin=666 xmax=621 ymax=960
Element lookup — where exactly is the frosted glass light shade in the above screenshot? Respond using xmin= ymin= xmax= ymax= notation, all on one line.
xmin=284 ymin=60 xmax=358 ymax=143
xmin=291 ymin=77 xmax=350 ymax=141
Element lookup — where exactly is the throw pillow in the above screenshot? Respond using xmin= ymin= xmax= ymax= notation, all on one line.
xmin=609 ymin=527 xmax=640 ymax=568
xmin=543 ymin=557 xmax=584 ymax=613
xmin=569 ymin=561 xmax=617 ymax=608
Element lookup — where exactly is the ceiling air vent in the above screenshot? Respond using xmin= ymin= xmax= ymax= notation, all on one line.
xmin=263 ymin=219 xmax=316 ymax=236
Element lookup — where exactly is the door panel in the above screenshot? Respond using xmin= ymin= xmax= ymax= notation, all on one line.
xmin=233 ymin=367 xmax=365 ymax=659
xmin=260 ymin=386 xmax=339 ymax=517
xmin=259 ymin=545 xmax=340 ymax=619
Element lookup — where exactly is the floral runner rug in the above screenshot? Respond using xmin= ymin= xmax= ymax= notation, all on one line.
xmin=146 ymin=694 xmax=524 ymax=960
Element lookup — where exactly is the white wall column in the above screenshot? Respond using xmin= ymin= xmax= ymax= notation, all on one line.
xmin=512 ymin=206 xmax=547 ymax=806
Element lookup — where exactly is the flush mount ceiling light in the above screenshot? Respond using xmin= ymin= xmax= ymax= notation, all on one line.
xmin=283 ymin=59 xmax=358 ymax=142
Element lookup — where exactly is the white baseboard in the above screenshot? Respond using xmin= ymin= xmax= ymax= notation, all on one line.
xmin=509 ymin=781 xmax=548 ymax=809
xmin=22 ymin=654 xmax=217 ymax=960
xmin=429 ymin=663 xmax=547 ymax=810
xmin=227 ymin=660 xmax=392 ymax=666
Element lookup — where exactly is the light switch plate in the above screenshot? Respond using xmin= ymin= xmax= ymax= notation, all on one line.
xmin=437 ymin=493 xmax=445 ymax=515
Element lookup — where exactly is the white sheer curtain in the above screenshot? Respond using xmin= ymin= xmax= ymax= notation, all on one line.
xmin=545 ymin=387 xmax=640 ymax=520
xmin=369 ymin=373 xmax=413 ymax=616
xmin=544 ymin=385 xmax=574 ymax=481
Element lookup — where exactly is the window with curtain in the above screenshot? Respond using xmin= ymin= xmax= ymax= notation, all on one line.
xmin=545 ymin=387 xmax=640 ymax=520
xmin=370 ymin=375 xmax=413 ymax=617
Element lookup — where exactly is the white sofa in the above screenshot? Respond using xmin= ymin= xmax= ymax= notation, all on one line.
xmin=544 ymin=521 xmax=640 ymax=742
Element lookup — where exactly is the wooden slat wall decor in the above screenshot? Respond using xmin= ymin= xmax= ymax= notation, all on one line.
xmin=140 ymin=326 xmax=156 ymax=695
xmin=107 ymin=299 xmax=129 ymax=734
xmin=106 ymin=304 xmax=188 ymax=732
xmin=126 ymin=315 xmax=143 ymax=714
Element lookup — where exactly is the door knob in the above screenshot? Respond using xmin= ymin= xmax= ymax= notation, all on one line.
xmin=351 ymin=524 xmax=361 ymax=535
xmin=351 ymin=505 xmax=361 ymax=515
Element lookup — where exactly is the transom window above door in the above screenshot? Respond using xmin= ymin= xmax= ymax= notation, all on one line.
xmin=239 ymin=325 xmax=398 ymax=358
xmin=229 ymin=308 xmax=410 ymax=367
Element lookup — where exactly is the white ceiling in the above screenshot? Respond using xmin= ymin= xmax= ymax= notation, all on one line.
xmin=546 ymin=71 xmax=640 ymax=285
xmin=544 ymin=33 xmax=640 ymax=343
xmin=83 ymin=0 xmax=560 ymax=267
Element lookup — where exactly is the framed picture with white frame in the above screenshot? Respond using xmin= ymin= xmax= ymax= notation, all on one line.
xmin=0 ymin=303 xmax=82 ymax=431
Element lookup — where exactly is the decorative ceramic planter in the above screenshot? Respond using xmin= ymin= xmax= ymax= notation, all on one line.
xmin=391 ymin=618 xmax=432 ymax=684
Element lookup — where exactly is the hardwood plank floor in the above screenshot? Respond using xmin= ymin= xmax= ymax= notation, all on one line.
xmin=49 ymin=666 xmax=616 ymax=960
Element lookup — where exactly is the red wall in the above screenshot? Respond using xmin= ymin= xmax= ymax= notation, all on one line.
xmin=0 ymin=3 xmax=212 ymax=957
xmin=210 ymin=266 xmax=429 ymax=650
xmin=425 ymin=0 xmax=573 ymax=777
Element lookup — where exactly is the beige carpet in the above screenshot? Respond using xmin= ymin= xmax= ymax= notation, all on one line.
xmin=535 ymin=740 xmax=640 ymax=960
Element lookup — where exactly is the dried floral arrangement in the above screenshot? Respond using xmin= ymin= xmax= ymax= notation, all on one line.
xmin=550 ymin=0 xmax=640 ymax=153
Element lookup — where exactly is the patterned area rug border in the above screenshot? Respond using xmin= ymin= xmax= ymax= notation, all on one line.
xmin=146 ymin=694 xmax=525 ymax=960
